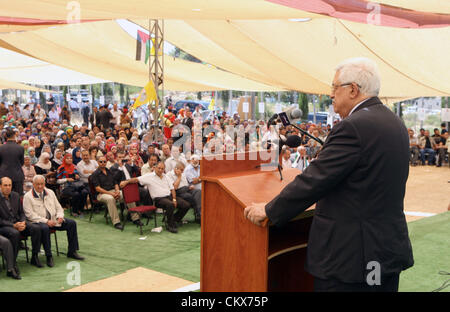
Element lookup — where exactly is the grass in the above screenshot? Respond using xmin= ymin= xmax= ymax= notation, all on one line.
xmin=0 ymin=208 xmax=201 ymax=292
xmin=0 ymin=207 xmax=448 ymax=292
xmin=399 ymin=211 xmax=450 ymax=292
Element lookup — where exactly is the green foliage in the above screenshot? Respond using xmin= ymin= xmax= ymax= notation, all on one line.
xmin=298 ymin=92 xmax=309 ymax=118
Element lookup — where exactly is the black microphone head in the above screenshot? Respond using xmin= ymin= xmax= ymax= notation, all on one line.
xmin=285 ymin=135 xmax=302 ymax=148
xmin=289 ymin=108 xmax=303 ymax=120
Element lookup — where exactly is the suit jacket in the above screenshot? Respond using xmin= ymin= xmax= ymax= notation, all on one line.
xmin=0 ymin=191 xmax=25 ymax=227
xmin=0 ymin=141 xmax=25 ymax=181
xmin=265 ymin=97 xmax=414 ymax=283
xmin=110 ymin=163 xmax=140 ymax=184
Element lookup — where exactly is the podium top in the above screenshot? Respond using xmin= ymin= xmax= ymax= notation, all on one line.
xmin=202 ymin=168 xmax=301 ymax=208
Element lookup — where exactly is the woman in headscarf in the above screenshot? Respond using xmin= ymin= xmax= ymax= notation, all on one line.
xmin=34 ymin=152 xmax=59 ymax=192
xmin=128 ymin=143 xmax=144 ymax=168
xmin=57 ymin=153 xmax=88 ymax=217
xmin=42 ymin=144 xmax=53 ymax=159
xmin=60 ymin=132 xmax=70 ymax=150
xmin=28 ymin=147 xmax=38 ymax=165
xmin=51 ymin=149 xmax=64 ymax=172
xmin=21 ymin=140 xmax=30 ymax=156
xmin=72 ymin=147 xmax=82 ymax=165
xmin=22 ymin=155 xmax=36 ymax=193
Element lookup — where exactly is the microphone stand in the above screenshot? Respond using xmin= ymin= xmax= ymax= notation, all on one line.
xmin=290 ymin=124 xmax=324 ymax=145
xmin=256 ymin=162 xmax=283 ymax=181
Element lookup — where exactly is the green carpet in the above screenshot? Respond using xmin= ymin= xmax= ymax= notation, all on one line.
xmin=0 ymin=209 xmax=448 ymax=292
xmin=0 ymin=208 xmax=201 ymax=292
xmin=399 ymin=211 xmax=450 ymax=292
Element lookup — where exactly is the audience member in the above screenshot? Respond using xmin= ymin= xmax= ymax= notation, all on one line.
xmin=23 ymin=175 xmax=84 ymax=266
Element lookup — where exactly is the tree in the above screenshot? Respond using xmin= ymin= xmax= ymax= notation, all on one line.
xmin=298 ymin=92 xmax=309 ymax=120
xmin=119 ymin=83 xmax=125 ymax=104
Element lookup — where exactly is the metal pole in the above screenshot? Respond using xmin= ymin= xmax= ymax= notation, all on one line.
xmin=313 ymin=95 xmax=317 ymax=124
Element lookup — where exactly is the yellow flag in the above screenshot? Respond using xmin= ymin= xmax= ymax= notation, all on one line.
xmin=132 ymin=80 xmax=158 ymax=110
xmin=208 ymin=97 xmax=215 ymax=110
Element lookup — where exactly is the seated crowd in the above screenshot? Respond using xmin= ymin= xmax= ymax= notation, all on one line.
xmin=0 ymin=100 xmax=447 ymax=280
xmin=408 ymin=123 xmax=449 ymax=167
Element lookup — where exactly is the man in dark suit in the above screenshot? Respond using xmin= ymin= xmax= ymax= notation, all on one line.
xmin=0 ymin=177 xmax=42 ymax=270
xmin=0 ymin=128 xmax=24 ymax=195
xmin=0 ymin=234 xmax=20 ymax=279
xmin=245 ymin=57 xmax=413 ymax=292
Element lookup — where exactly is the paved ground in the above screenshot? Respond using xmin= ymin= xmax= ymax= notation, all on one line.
xmin=404 ymin=165 xmax=449 ymax=222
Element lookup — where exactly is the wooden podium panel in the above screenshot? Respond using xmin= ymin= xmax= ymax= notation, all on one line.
xmin=200 ymin=152 xmax=314 ymax=292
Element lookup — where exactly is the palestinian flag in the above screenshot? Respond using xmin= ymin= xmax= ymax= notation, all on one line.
xmin=136 ymin=30 xmax=151 ymax=63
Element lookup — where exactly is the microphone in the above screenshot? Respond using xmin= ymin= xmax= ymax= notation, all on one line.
xmin=285 ymin=135 xmax=303 ymax=148
xmin=267 ymin=113 xmax=279 ymax=129
xmin=289 ymin=108 xmax=303 ymax=121
xmin=278 ymin=108 xmax=302 ymax=126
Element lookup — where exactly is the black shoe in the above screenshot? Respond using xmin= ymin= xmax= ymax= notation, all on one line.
xmin=46 ymin=256 xmax=54 ymax=268
xmin=114 ymin=223 xmax=124 ymax=230
xmin=14 ymin=264 xmax=20 ymax=275
xmin=133 ymin=219 xmax=144 ymax=227
xmin=67 ymin=252 xmax=85 ymax=261
xmin=7 ymin=268 xmax=21 ymax=280
xmin=166 ymin=225 xmax=178 ymax=233
xmin=30 ymin=254 xmax=43 ymax=268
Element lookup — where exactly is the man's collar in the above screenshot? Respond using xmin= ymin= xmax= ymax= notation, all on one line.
xmin=348 ymin=98 xmax=371 ymax=116
xmin=32 ymin=188 xmax=48 ymax=198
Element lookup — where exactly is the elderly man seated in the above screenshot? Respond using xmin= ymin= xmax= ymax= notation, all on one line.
xmin=23 ymin=175 xmax=85 ymax=268
xmin=166 ymin=161 xmax=201 ymax=224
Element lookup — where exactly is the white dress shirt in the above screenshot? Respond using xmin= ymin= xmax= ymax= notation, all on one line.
xmin=137 ymin=172 xmax=173 ymax=199
xmin=166 ymin=170 xmax=189 ymax=189
xmin=76 ymin=160 xmax=99 ymax=183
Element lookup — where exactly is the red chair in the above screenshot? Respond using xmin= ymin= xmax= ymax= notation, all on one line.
xmin=122 ymin=182 xmax=158 ymax=235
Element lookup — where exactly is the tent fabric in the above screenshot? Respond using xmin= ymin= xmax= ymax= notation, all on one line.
xmin=132 ymin=18 xmax=450 ymax=97
xmin=0 ymin=0 xmax=319 ymax=20
xmin=267 ymin=0 xmax=450 ymax=28
xmin=0 ymin=21 xmax=281 ymax=91
xmin=0 ymin=78 xmax=51 ymax=92
xmin=373 ymin=1 xmax=450 ymax=15
xmin=1 ymin=0 xmax=448 ymax=20
xmin=0 ymin=47 xmax=108 ymax=85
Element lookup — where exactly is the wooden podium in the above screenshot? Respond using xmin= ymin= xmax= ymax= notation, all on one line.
xmin=200 ymin=152 xmax=315 ymax=292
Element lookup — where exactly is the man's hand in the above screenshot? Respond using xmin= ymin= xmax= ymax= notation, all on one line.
xmin=113 ymin=190 xmax=121 ymax=200
xmin=47 ymin=220 xmax=57 ymax=227
xmin=119 ymin=181 xmax=128 ymax=189
xmin=57 ymin=218 xmax=64 ymax=224
xmin=13 ymin=222 xmax=26 ymax=232
xmin=244 ymin=202 xmax=268 ymax=227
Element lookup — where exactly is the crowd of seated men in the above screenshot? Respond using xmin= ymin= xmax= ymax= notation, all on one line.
xmin=408 ymin=123 xmax=449 ymax=167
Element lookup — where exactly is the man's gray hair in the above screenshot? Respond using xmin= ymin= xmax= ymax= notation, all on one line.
xmin=335 ymin=57 xmax=381 ymax=97
xmin=33 ymin=175 xmax=46 ymax=183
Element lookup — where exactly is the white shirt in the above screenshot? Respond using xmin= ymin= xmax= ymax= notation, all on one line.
xmin=137 ymin=172 xmax=173 ymax=199
xmin=348 ymin=98 xmax=371 ymax=116
xmin=282 ymin=158 xmax=292 ymax=170
xmin=166 ymin=170 xmax=189 ymax=189
xmin=49 ymin=110 xmax=59 ymax=121
xmin=118 ymin=165 xmax=131 ymax=180
xmin=76 ymin=160 xmax=99 ymax=183
xmin=184 ymin=164 xmax=201 ymax=190
xmin=141 ymin=162 xmax=154 ymax=175
xmin=111 ymin=109 xmax=121 ymax=125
